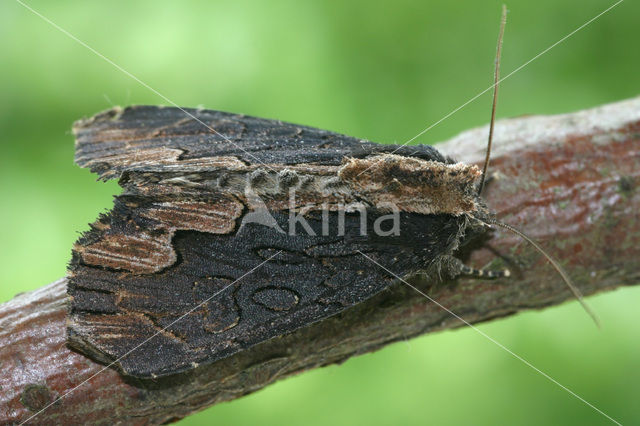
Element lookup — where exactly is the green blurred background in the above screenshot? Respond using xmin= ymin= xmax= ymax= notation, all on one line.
xmin=1 ymin=0 xmax=638 ymax=424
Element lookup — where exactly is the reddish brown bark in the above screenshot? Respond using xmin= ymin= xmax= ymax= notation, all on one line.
xmin=1 ymin=97 xmax=639 ymax=425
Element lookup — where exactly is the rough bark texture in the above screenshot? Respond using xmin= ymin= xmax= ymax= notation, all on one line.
xmin=1 ymin=97 xmax=639 ymax=425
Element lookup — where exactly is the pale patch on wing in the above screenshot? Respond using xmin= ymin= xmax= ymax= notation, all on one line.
xmin=339 ymin=154 xmax=481 ymax=215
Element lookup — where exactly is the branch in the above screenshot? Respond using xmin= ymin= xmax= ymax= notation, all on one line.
xmin=2 ymin=97 xmax=639 ymax=425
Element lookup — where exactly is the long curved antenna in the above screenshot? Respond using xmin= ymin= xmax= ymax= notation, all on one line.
xmin=478 ymin=5 xmax=507 ymax=196
xmin=488 ymin=219 xmax=601 ymax=328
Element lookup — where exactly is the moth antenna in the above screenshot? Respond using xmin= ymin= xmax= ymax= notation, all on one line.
xmin=478 ymin=4 xmax=507 ymax=196
xmin=487 ymin=219 xmax=601 ymax=328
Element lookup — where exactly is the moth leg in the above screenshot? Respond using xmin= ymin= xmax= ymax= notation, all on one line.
xmin=458 ymin=263 xmax=510 ymax=279
xmin=438 ymin=255 xmax=510 ymax=280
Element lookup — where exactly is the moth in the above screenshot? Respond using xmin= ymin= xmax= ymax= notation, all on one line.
xmin=67 ymin=8 xmax=593 ymax=378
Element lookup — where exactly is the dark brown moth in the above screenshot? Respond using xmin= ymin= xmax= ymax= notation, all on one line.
xmin=68 ymin=106 xmax=497 ymax=377
xmin=67 ymin=7 xmax=593 ymax=379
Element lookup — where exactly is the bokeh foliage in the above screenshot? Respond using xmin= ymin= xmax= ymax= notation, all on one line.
xmin=1 ymin=1 xmax=638 ymax=424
